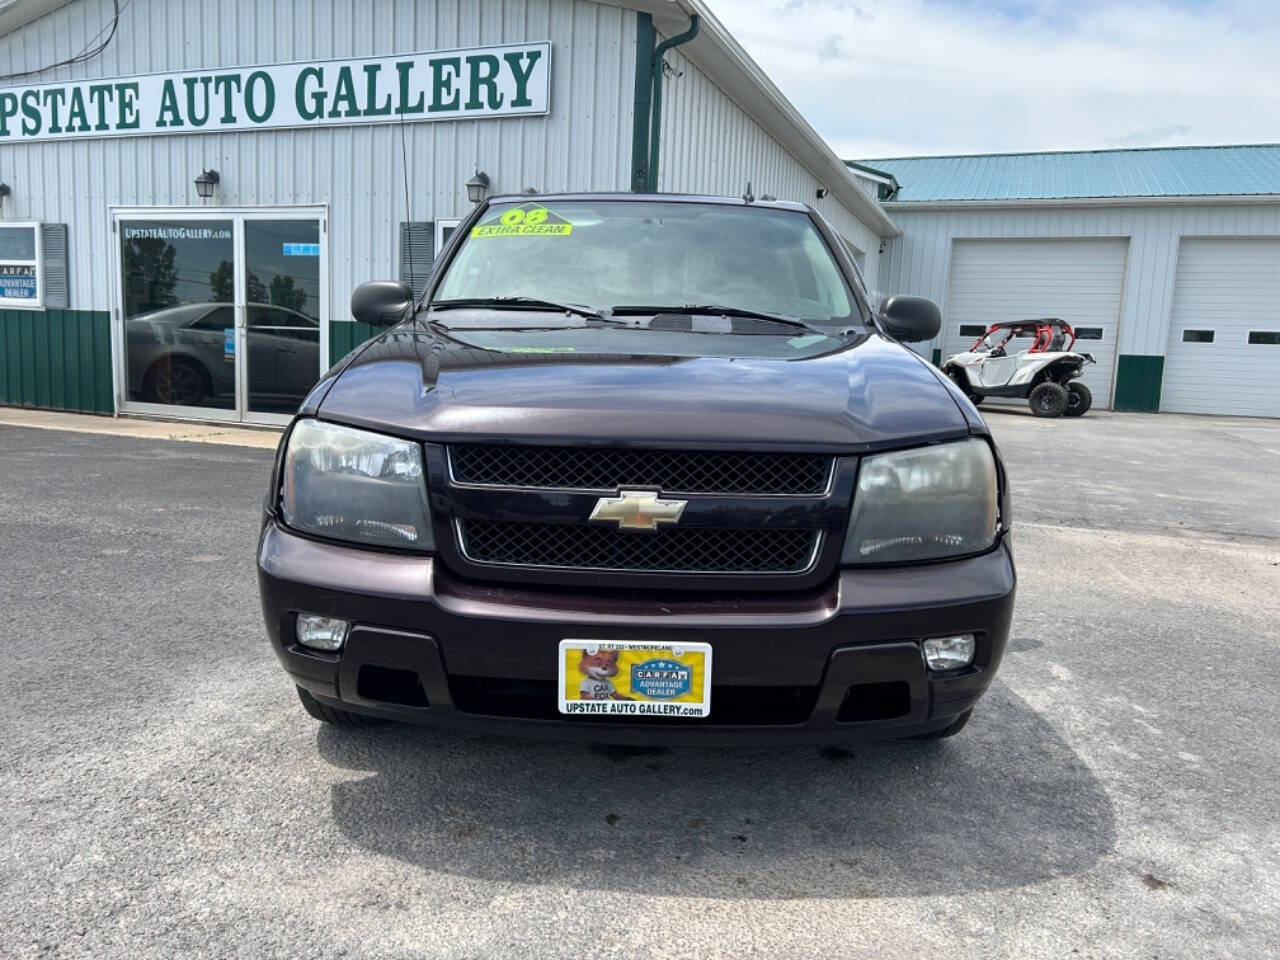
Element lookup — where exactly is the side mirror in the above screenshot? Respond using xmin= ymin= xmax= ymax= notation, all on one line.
xmin=879 ymin=295 xmax=941 ymax=343
xmin=351 ymin=280 xmax=413 ymax=327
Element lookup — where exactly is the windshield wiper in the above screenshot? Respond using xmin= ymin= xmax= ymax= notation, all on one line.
xmin=611 ymin=304 xmax=825 ymax=333
xmin=430 ymin=297 xmax=617 ymax=323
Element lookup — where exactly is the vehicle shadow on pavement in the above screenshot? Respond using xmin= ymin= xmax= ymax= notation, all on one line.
xmin=317 ymin=681 xmax=1114 ymax=899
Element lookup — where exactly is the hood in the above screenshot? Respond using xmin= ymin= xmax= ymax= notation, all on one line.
xmin=315 ymin=318 xmax=972 ymax=452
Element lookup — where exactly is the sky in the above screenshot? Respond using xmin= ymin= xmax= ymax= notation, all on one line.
xmin=702 ymin=0 xmax=1280 ymax=160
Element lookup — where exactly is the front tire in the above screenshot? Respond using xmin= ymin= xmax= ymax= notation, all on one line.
xmin=296 ymin=685 xmax=381 ymax=726
xmin=1029 ymin=381 xmax=1068 ymax=418
xmin=145 ymin=356 xmax=209 ymax=406
xmin=1065 ymin=381 xmax=1093 ymax=417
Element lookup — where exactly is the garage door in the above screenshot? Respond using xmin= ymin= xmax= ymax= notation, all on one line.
xmin=1161 ymin=239 xmax=1280 ymax=417
xmin=944 ymin=238 xmax=1129 ymax=408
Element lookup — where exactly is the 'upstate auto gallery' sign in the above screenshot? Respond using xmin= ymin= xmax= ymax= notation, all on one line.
xmin=0 ymin=42 xmax=550 ymax=143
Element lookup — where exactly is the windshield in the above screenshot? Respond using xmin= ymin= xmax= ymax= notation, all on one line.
xmin=973 ymin=329 xmax=1009 ymax=352
xmin=435 ymin=200 xmax=858 ymax=325
xmin=974 ymin=326 xmax=1045 ymax=353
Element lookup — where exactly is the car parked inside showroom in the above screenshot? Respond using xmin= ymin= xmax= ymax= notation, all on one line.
xmin=126 ymin=302 xmax=320 ymax=409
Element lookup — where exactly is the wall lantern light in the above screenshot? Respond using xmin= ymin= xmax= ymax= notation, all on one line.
xmin=466 ymin=171 xmax=490 ymax=204
xmin=0 ymin=182 xmax=10 ymax=210
xmin=194 ymin=169 xmax=220 ymax=200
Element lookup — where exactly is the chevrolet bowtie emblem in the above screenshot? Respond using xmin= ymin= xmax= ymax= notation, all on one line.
xmin=589 ymin=490 xmax=688 ymax=531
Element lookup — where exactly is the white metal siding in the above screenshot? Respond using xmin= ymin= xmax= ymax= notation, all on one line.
xmin=0 ymin=0 xmax=637 ymax=321
xmin=944 ymin=238 xmax=1127 ymax=407
xmin=653 ymin=41 xmax=883 ymax=289
xmin=1161 ymin=239 xmax=1280 ymax=416
xmin=880 ymin=203 xmax=1280 ymax=369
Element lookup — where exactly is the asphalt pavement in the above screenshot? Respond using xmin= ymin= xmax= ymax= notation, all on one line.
xmin=1 ymin=410 xmax=1277 ymax=958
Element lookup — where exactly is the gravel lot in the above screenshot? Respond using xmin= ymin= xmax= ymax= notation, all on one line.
xmin=1 ymin=410 xmax=1277 ymax=958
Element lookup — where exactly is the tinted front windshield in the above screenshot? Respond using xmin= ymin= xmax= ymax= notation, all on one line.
xmin=435 ymin=200 xmax=857 ymax=324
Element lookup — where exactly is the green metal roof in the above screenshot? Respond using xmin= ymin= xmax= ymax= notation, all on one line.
xmin=848 ymin=145 xmax=1280 ymax=202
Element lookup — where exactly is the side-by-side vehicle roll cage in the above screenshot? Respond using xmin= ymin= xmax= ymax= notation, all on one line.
xmin=969 ymin=318 xmax=1077 ymax=356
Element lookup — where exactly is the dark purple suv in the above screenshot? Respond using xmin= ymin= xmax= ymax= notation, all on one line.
xmin=257 ymin=194 xmax=1014 ymax=744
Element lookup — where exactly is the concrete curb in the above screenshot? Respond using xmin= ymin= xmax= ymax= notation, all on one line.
xmin=0 ymin=407 xmax=283 ymax=449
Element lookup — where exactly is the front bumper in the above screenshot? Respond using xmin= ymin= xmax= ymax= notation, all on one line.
xmin=258 ymin=521 xmax=1016 ymax=745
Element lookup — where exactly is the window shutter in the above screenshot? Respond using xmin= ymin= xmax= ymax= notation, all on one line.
xmin=41 ymin=223 xmax=69 ymax=308
xmin=399 ymin=221 xmax=435 ymax=300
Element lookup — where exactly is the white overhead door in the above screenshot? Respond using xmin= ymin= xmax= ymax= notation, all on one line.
xmin=1161 ymin=239 xmax=1280 ymax=417
xmin=944 ymin=238 xmax=1129 ymax=408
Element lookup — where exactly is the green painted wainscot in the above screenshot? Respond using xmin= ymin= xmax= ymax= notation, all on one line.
xmin=328 ymin=320 xmax=382 ymax=362
xmin=1112 ymin=355 xmax=1165 ymax=413
xmin=0 ymin=316 xmax=400 ymax=417
xmin=0 ymin=309 xmax=113 ymax=414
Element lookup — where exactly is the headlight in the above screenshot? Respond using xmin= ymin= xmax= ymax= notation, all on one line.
xmin=280 ymin=419 xmax=434 ymax=550
xmin=842 ymin=438 xmax=998 ymax=564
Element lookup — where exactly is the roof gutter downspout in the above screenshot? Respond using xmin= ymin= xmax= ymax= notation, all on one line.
xmin=645 ymin=13 xmax=700 ymax=193
xmin=630 ymin=13 xmax=656 ymax=192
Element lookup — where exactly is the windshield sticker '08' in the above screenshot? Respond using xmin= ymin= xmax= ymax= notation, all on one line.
xmin=471 ymin=203 xmax=573 ymax=238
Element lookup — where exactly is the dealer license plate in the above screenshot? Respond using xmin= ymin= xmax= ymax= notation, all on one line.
xmin=558 ymin=639 xmax=712 ymax=718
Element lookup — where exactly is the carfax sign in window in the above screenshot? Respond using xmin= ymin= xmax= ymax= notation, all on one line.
xmin=0 ymin=223 xmax=41 ymax=307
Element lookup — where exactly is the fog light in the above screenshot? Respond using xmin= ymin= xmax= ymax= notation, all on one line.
xmin=296 ymin=614 xmax=349 ymax=651
xmin=923 ymin=634 xmax=975 ymax=672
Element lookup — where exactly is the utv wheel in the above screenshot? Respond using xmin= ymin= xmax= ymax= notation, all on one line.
xmin=1065 ymin=381 xmax=1093 ymax=417
xmin=1029 ymin=382 xmax=1069 ymax=418
xmin=905 ymin=709 xmax=972 ymax=741
xmin=296 ymin=685 xmax=381 ymax=726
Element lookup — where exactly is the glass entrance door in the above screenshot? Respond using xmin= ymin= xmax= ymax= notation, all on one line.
xmin=243 ymin=220 xmax=322 ymax=416
xmin=116 ymin=211 xmax=326 ymax=424
xmin=121 ymin=219 xmax=237 ymax=413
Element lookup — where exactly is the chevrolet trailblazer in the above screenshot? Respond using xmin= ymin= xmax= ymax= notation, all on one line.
xmin=257 ymin=193 xmax=1015 ymax=744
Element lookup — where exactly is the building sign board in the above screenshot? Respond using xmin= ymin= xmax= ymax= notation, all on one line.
xmin=0 ymin=42 xmax=550 ymax=144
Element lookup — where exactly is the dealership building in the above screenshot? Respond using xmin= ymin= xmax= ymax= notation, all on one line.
xmin=0 ymin=0 xmax=894 ymax=424
xmin=0 ymin=0 xmax=1276 ymax=423
xmin=856 ymin=146 xmax=1280 ymax=416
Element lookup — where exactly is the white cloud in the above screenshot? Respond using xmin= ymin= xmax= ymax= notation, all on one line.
xmin=1104 ymin=123 xmax=1192 ymax=147
xmin=701 ymin=0 xmax=1280 ymax=158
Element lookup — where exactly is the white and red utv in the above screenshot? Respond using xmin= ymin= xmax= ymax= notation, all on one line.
xmin=943 ymin=319 xmax=1095 ymax=418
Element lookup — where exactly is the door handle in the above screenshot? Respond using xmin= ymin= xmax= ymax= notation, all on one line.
xmin=276 ymin=346 xmax=295 ymax=353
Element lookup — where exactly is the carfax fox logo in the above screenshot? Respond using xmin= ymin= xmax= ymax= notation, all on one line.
xmin=471 ymin=202 xmax=573 ymax=238
xmin=631 ymin=659 xmax=692 ymax=700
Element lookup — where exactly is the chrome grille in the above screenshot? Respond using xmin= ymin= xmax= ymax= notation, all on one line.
xmin=459 ymin=520 xmax=821 ymax=574
xmin=449 ymin=445 xmax=832 ymax=495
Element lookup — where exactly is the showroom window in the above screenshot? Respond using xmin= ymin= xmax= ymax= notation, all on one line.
xmin=0 ymin=222 xmax=42 ymax=308
xmin=1182 ymin=329 xmax=1214 ymax=343
xmin=436 ymin=219 xmax=461 ymax=252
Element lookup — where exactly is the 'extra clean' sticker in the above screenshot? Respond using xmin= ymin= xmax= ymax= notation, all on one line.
xmin=471 ymin=203 xmax=573 ymax=238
